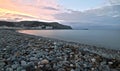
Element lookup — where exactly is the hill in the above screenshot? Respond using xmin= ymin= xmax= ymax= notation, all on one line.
xmin=0 ymin=21 xmax=72 ymax=29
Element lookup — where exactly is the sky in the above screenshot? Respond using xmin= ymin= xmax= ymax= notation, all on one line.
xmin=0 ymin=0 xmax=119 ymax=22
xmin=57 ymin=0 xmax=108 ymax=11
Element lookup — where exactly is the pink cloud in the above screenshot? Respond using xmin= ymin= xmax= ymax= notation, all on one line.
xmin=0 ymin=0 xmax=61 ymax=21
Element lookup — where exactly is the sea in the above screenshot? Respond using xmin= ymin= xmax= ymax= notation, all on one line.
xmin=19 ymin=30 xmax=120 ymax=50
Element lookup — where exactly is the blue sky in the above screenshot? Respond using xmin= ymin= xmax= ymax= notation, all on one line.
xmin=57 ymin=0 xmax=108 ymax=11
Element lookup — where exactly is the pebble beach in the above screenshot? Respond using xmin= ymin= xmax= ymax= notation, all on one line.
xmin=0 ymin=30 xmax=120 ymax=71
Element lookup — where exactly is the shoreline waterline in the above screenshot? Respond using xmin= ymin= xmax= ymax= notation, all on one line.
xmin=18 ymin=30 xmax=120 ymax=50
xmin=18 ymin=30 xmax=120 ymax=60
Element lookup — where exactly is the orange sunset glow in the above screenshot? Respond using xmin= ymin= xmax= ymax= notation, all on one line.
xmin=0 ymin=0 xmax=60 ymax=21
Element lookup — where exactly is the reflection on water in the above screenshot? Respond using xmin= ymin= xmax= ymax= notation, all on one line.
xmin=19 ymin=30 xmax=120 ymax=50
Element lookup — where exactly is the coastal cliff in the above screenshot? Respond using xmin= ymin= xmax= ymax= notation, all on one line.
xmin=0 ymin=21 xmax=72 ymax=29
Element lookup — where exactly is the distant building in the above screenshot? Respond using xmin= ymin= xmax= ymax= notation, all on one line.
xmin=31 ymin=26 xmax=42 ymax=29
xmin=37 ymin=26 xmax=42 ymax=29
xmin=45 ymin=26 xmax=53 ymax=29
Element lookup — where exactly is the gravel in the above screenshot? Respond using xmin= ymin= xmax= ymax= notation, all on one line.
xmin=0 ymin=30 xmax=120 ymax=71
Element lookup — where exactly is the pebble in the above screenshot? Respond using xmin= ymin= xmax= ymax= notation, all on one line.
xmin=0 ymin=61 xmax=5 ymax=67
xmin=16 ymin=67 xmax=23 ymax=71
xmin=3 ymin=48 xmax=7 ymax=51
xmin=40 ymin=59 xmax=49 ymax=64
xmin=6 ymin=68 xmax=13 ymax=71
xmin=21 ymin=69 xmax=26 ymax=71
xmin=71 ymin=69 xmax=75 ymax=71
xmin=30 ymin=57 xmax=38 ymax=61
xmin=91 ymin=58 xmax=96 ymax=62
xmin=70 ymin=64 xmax=74 ymax=67
xmin=11 ymin=64 xmax=18 ymax=69
xmin=58 ymin=68 xmax=66 ymax=71
xmin=21 ymin=60 xmax=27 ymax=66
xmin=75 ymin=68 xmax=80 ymax=71
xmin=108 ymin=62 xmax=113 ymax=65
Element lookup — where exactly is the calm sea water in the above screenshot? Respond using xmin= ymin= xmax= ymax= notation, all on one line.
xmin=19 ymin=30 xmax=120 ymax=50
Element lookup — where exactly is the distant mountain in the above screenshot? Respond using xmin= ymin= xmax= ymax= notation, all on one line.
xmin=0 ymin=21 xmax=72 ymax=29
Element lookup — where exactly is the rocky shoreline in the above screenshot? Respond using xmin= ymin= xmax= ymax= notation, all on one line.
xmin=0 ymin=30 xmax=120 ymax=71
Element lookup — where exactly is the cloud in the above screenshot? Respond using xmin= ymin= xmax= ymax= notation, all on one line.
xmin=0 ymin=0 xmax=61 ymax=21
xmin=0 ymin=8 xmax=38 ymax=21
xmin=43 ymin=7 xmax=59 ymax=11
xmin=54 ymin=5 xmax=120 ymax=24
xmin=110 ymin=0 xmax=120 ymax=5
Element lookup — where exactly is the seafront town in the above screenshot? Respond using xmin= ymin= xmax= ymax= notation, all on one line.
xmin=0 ymin=30 xmax=120 ymax=71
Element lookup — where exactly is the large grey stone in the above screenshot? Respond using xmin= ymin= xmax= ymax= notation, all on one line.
xmin=16 ymin=67 xmax=23 ymax=71
xmin=41 ymin=59 xmax=49 ymax=64
xmin=21 ymin=60 xmax=27 ymax=66
xmin=30 ymin=57 xmax=38 ymax=61
xmin=6 ymin=68 xmax=13 ymax=71
xmin=11 ymin=64 xmax=18 ymax=69
xmin=57 ymin=68 xmax=66 ymax=71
